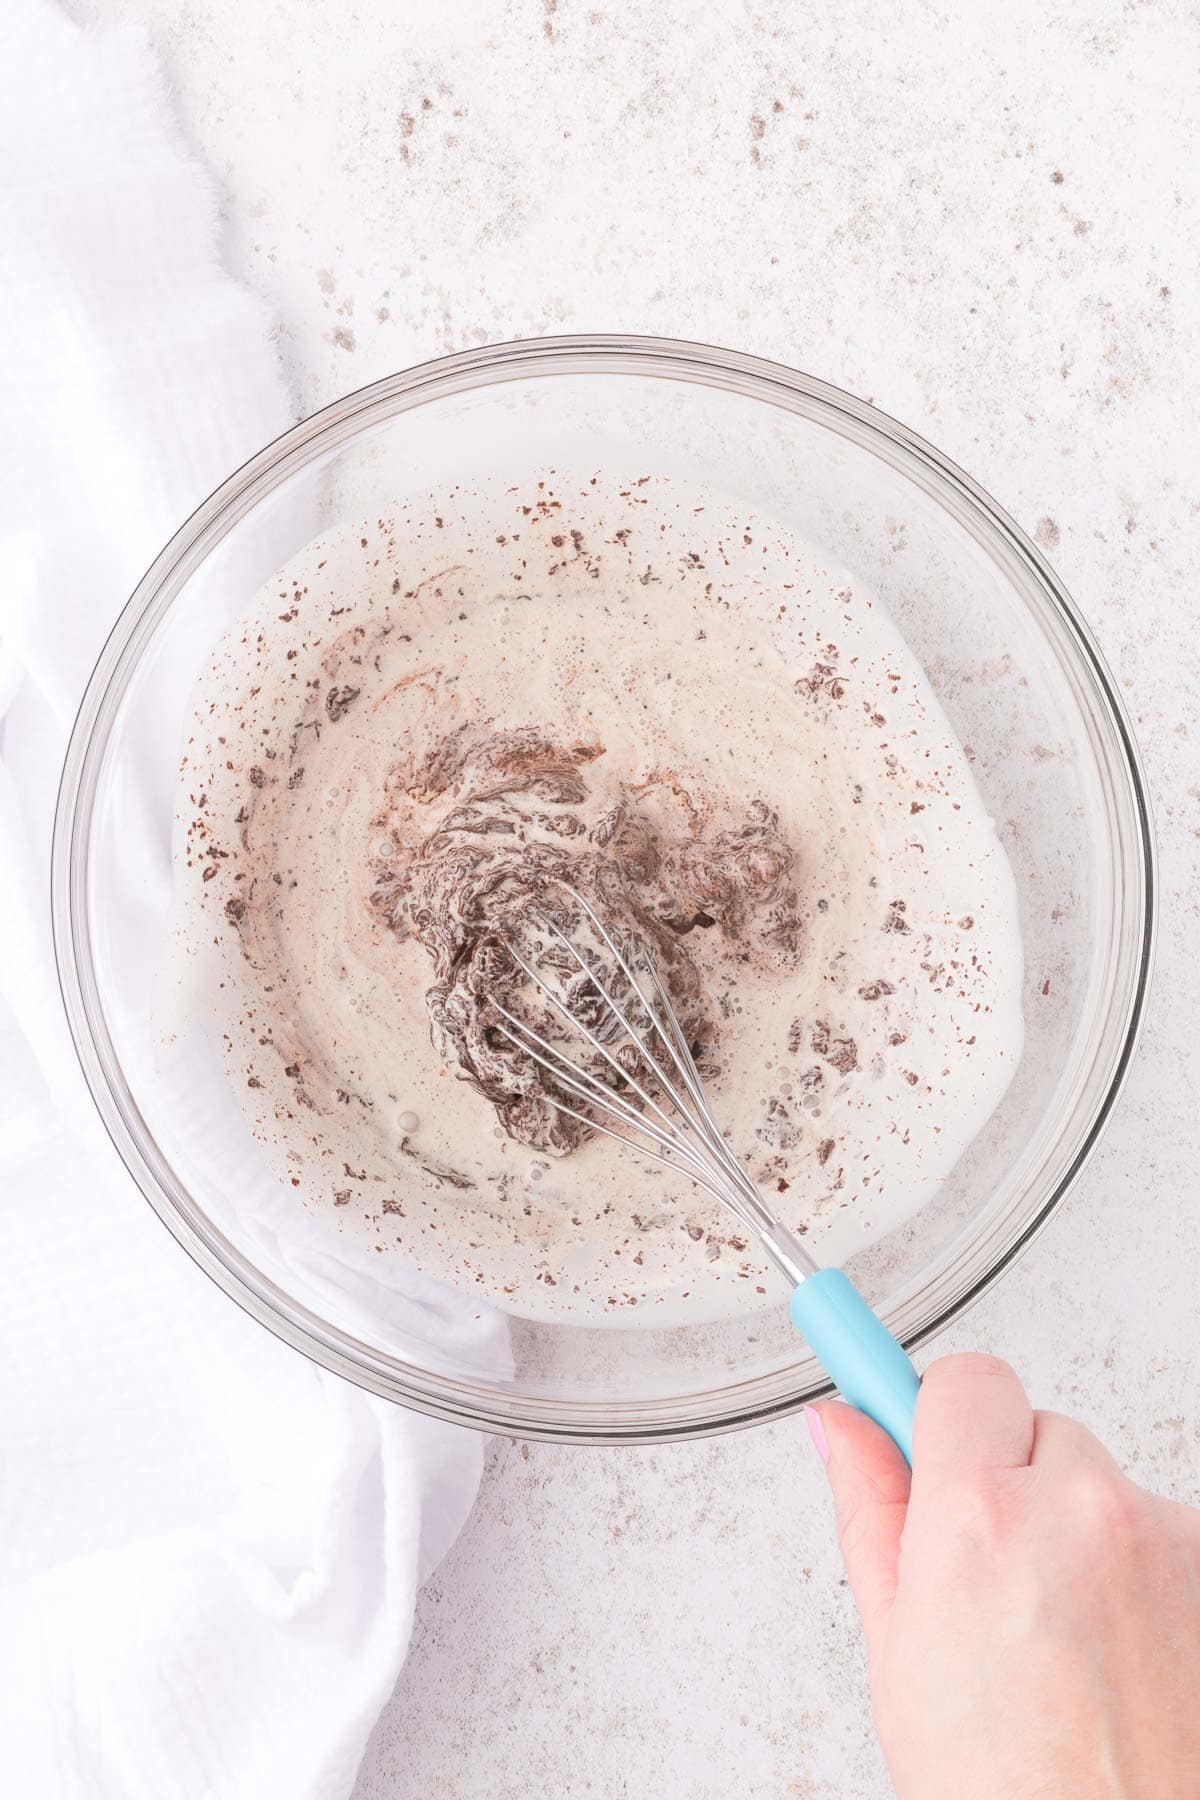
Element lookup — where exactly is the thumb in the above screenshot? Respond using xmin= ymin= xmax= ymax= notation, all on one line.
xmin=809 ymin=1402 xmax=912 ymax=1658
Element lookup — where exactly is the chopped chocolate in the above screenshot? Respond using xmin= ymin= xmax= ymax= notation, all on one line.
xmin=325 ymin=684 xmax=361 ymax=722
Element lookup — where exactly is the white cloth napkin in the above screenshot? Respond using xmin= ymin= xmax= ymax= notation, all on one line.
xmin=0 ymin=5 xmax=486 ymax=1794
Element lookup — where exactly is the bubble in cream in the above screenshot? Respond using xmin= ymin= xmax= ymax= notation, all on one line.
xmin=398 ymin=1110 xmax=420 ymax=1134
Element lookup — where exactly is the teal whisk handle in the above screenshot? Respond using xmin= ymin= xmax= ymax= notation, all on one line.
xmin=790 ymin=1268 xmax=919 ymax=1465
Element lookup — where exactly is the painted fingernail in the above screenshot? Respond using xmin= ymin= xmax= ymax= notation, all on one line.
xmin=804 ymin=1406 xmax=830 ymax=1466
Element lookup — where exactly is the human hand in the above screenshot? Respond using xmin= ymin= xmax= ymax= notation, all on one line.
xmin=809 ymin=1354 xmax=1200 ymax=1800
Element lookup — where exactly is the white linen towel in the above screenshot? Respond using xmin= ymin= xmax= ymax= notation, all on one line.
xmin=0 ymin=4 xmax=485 ymax=1794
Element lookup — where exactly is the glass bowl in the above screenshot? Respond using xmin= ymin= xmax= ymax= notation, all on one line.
xmin=52 ymin=335 xmax=1154 ymax=1443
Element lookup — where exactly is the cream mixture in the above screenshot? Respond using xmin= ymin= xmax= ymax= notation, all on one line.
xmin=168 ymin=472 xmax=1023 ymax=1323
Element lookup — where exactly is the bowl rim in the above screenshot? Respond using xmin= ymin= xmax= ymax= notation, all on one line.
xmin=52 ymin=332 xmax=1157 ymax=1444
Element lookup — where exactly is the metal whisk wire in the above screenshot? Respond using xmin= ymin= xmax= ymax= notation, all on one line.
xmin=490 ymin=883 xmax=818 ymax=1285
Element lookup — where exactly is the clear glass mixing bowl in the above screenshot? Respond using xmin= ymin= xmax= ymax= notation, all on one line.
xmin=53 ymin=336 xmax=1154 ymax=1443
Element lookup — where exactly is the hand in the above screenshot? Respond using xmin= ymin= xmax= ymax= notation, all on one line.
xmin=809 ymin=1354 xmax=1200 ymax=1800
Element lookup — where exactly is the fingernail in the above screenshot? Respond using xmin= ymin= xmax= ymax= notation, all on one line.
xmin=804 ymin=1406 xmax=830 ymax=1466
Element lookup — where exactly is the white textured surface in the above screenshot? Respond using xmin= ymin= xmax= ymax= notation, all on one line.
xmin=73 ymin=1 xmax=1200 ymax=1794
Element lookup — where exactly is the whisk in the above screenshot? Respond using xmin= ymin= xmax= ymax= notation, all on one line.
xmin=493 ymin=884 xmax=919 ymax=1462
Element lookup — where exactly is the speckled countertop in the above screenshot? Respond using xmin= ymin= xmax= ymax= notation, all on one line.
xmin=77 ymin=1 xmax=1200 ymax=1793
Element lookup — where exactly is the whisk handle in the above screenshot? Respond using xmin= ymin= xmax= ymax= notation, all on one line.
xmin=790 ymin=1268 xmax=919 ymax=1464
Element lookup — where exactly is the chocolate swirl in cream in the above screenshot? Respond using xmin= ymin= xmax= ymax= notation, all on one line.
xmin=367 ymin=724 xmax=796 ymax=1152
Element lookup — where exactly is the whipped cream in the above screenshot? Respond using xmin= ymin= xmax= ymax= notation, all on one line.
xmin=168 ymin=472 xmax=1023 ymax=1324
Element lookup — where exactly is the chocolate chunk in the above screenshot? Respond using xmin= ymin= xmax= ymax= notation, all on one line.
xmin=325 ymin=685 xmax=361 ymax=722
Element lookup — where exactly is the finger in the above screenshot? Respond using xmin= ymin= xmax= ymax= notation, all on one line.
xmin=814 ymin=1401 xmax=912 ymax=1658
xmin=1030 ymin=1409 xmax=1121 ymax=1471
xmin=912 ymin=1353 xmax=1035 ymax=1490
